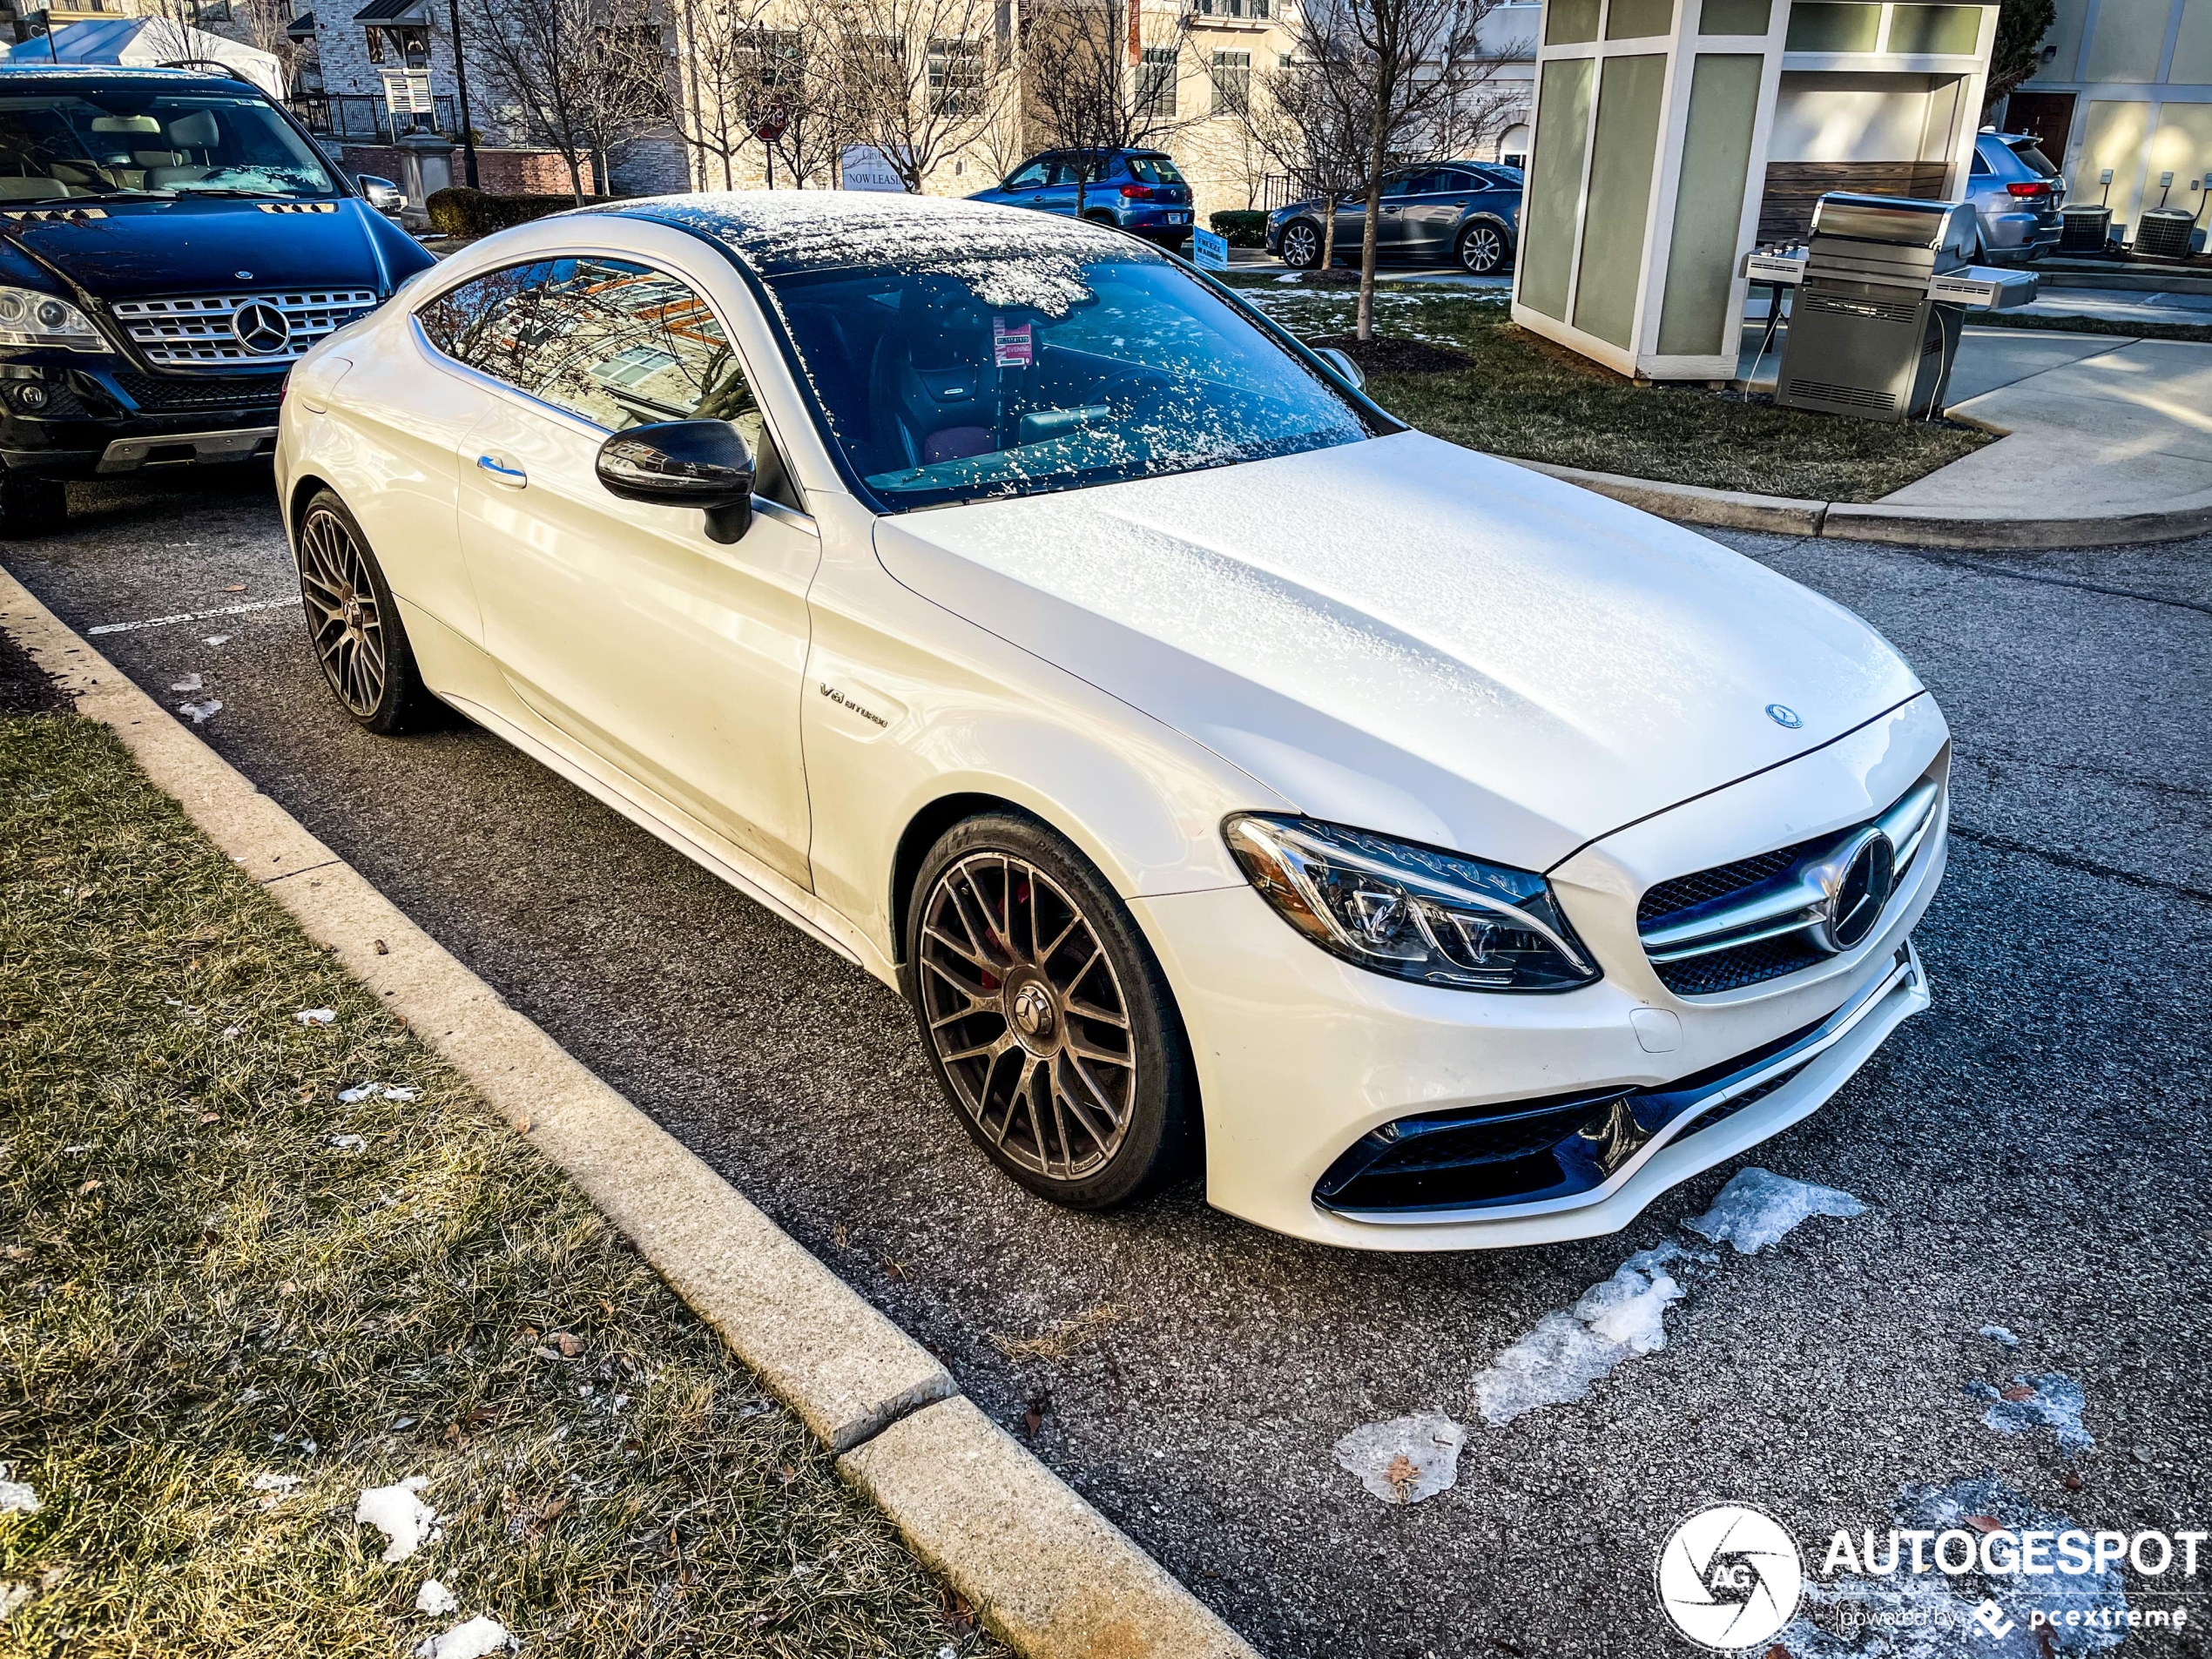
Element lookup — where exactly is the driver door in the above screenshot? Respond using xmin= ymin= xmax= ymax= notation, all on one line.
xmin=420 ymin=253 xmax=821 ymax=886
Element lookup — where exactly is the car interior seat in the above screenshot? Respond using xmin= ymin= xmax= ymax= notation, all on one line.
xmin=146 ymin=111 xmax=218 ymax=188
xmin=865 ymin=278 xmax=999 ymax=472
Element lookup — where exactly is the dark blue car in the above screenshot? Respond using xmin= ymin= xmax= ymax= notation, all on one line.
xmin=1268 ymin=163 xmax=1524 ymax=274
xmin=0 ymin=66 xmax=435 ymax=535
xmin=968 ymin=148 xmax=1195 ymax=247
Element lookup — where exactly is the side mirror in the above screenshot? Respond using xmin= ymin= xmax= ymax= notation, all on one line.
xmin=357 ymin=173 xmax=405 ymax=212
xmin=597 ymin=419 xmax=754 ymax=544
xmin=1313 ymin=345 xmax=1366 ymax=391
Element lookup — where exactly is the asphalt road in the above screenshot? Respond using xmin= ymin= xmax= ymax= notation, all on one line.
xmin=10 ymin=467 xmax=2209 ymax=1657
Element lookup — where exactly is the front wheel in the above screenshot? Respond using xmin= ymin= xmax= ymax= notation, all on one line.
xmin=1278 ymin=218 xmax=1323 ymax=270
xmin=1457 ymin=221 xmax=1508 ymax=275
xmin=905 ymin=813 xmax=1197 ymax=1210
xmin=295 ymin=489 xmax=442 ymax=733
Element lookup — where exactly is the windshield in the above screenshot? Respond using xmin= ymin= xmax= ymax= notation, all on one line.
xmin=0 ymin=91 xmax=340 ymax=201
xmin=764 ymin=248 xmax=1376 ymax=510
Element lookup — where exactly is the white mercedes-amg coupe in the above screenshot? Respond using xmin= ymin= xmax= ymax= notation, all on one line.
xmin=275 ymin=192 xmax=1948 ymax=1251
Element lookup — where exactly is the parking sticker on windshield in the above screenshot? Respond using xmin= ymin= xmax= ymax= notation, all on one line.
xmin=993 ymin=318 xmax=1033 ymax=368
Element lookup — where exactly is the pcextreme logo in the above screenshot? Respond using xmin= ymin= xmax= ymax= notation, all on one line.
xmin=1656 ymin=1504 xmax=1805 ymax=1651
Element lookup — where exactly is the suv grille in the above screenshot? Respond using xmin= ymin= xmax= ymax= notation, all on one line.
xmin=110 ymin=289 xmax=378 ymax=368
xmin=106 ymin=367 xmax=286 ymax=411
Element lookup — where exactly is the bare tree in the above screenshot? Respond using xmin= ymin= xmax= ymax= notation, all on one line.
xmin=463 ymin=0 xmax=666 ymax=201
xmin=1015 ymin=0 xmax=1196 ymax=218
xmin=753 ymin=19 xmax=849 ymax=187
xmin=1236 ymin=46 xmax=1366 ymax=271
xmin=1286 ymin=0 xmax=1496 ymax=338
xmin=826 ymin=0 xmax=1004 ymax=192
xmin=664 ymin=0 xmax=780 ymax=188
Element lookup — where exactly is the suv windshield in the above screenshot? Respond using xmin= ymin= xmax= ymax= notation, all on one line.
xmin=0 ymin=90 xmax=340 ymax=202
xmin=763 ymin=247 xmax=1377 ymax=510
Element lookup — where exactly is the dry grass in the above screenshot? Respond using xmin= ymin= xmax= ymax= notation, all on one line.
xmin=986 ymin=1306 xmax=1130 ymax=1366
xmin=0 ymin=708 xmax=1001 ymax=1659
xmin=1229 ymin=280 xmax=1992 ymax=502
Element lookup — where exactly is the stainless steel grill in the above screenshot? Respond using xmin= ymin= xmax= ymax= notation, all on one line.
xmin=109 ymin=289 xmax=379 ymax=368
xmin=1638 ymin=777 xmax=1941 ymax=996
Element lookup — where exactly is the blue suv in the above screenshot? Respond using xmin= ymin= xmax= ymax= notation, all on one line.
xmin=0 ymin=66 xmax=435 ymax=536
xmin=968 ymin=149 xmax=1195 ymax=246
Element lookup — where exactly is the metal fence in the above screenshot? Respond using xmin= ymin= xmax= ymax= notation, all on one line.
xmin=287 ymin=92 xmax=462 ymax=147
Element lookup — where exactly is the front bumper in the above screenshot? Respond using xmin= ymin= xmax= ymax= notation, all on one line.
xmin=0 ymin=352 xmax=282 ymax=478
xmin=1133 ymin=694 xmax=1949 ymax=1250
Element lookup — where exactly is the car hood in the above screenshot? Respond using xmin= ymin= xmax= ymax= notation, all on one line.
xmin=873 ymin=431 xmax=1924 ymax=873
xmin=2 ymin=199 xmax=403 ymax=300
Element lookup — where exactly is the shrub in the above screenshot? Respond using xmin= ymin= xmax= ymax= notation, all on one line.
xmin=1210 ymin=209 xmax=1269 ymax=248
xmin=425 ymin=185 xmax=607 ymax=239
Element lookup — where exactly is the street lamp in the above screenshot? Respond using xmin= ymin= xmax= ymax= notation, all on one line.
xmin=444 ymin=0 xmax=479 ymax=187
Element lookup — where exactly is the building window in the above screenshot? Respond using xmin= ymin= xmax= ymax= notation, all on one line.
xmin=364 ymin=26 xmax=385 ymax=63
xmin=1190 ymin=0 xmax=1269 ymax=16
xmin=927 ymin=37 xmax=984 ymax=114
xmin=1136 ymin=45 xmax=1178 ymax=117
xmin=194 ymin=0 xmax=233 ymax=20
xmin=1210 ymin=49 xmax=1250 ymax=115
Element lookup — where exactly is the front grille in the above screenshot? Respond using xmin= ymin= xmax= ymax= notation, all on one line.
xmin=105 ymin=367 xmax=285 ymax=412
xmin=1652 ymin=934 xmax=1829 ymax=997
xmin=1675 ymin=1062 xmax=1811 ymax=1143
xmin=1639 ymin=844 xmax=1811 ymax=927
xmin=110 ymin=288 xmax=377 ymax=368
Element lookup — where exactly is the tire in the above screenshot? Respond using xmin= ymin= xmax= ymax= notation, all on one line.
xmin=0 ymin=469 xmax=68 ymax=539
xmin=1456 ymin=220 xmax=1508 ymax=275
xmin=294 ymin=488 xmax=442 ymax=734
xmin=1279 ymin=217 xmax=1324 ymax=270
xmin=904 ymin=811 xmax=1197 ymax=1210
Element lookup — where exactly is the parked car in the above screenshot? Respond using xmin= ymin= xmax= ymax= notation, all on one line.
xmin=1269 ymin=163 xmax=1524 ymax=274
xmin=1964 ymin=130 xmax=2064 ymax=264
xmin=968 ymin=148 xmax=1195 ymax=246
xmin=278 ymin=194 xmax=1947 ymax=1251
xmin=0 ymin=66 xmax=436 ymax=536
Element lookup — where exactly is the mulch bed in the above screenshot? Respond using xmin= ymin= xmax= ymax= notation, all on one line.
xmin=1307 ymin=334 xmax=1476 ymax=375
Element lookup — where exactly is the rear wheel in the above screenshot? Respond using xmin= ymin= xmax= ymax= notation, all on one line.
xmin=295 ymin=489 xmax=441 ymax=733
xmin=0 ymin=469 xmax=67 ymax=539
xmin=906 ymin=812 xmax=1196 ymax=1210
xmin=1279 ymin=218 xmax=1323 ymax=269
xmin=1457 ymin=220 xmax=1507 ymax=275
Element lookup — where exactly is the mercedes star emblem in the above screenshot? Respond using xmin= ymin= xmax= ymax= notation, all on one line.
xmin=232 ymin=300 xmax=291 ymax=354
xmin=1810 ymin=826 xmax=1898 ymax=954
xmin=234 ymin=269 xmax=254 ymax=280
xmin=1765 ymin=703 xmax=1803 ymax=729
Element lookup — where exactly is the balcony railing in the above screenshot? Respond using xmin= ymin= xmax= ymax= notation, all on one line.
xmin=287 ymin=91 xmax=461 ymax=146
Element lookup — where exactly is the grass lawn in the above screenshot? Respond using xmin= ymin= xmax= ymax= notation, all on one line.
xmin=0 ymin=641 xmax=1000 ymax=1658
xmin=1228 ymin=277 xmax=1992 ymax=502
xmin=1970 ymin=309 xmax=2212 ymax=345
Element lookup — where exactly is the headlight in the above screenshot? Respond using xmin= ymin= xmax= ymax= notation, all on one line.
xmin=0 ymin=286 xmax=108 ymax=353
xmin=1224 ymin=814 xmax=1600 ymax=992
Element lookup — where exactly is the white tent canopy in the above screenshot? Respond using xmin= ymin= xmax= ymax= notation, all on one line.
xmin=4 ymin=19 xmax=288 ymax=101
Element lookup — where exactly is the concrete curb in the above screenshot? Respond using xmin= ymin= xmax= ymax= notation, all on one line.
xmin=0 ymin=566 xmax=1261 ymax=1659
xmin=1514 ymin=459 xmax=2212 ymax=550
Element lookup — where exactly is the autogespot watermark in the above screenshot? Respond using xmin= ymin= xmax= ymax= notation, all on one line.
xmin=1656 ymin=1504 xmax=2207 ymax=1651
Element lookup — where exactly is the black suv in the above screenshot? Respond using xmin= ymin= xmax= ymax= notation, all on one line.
xmin=0 ymin=67 xmax=436 ymax=535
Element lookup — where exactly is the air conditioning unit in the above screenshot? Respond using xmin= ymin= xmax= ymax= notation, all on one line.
xmin=2133 ymin=207 xmax=2197 ymax=261
xmin=2058 ymin=204 xmax=2112 ymax=252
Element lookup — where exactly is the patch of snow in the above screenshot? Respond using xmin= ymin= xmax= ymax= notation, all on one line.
xmin=176 ymin=698 xmax=222 ymax=723
xmin=221 ymin=1025 xmax=241 ymax=1039
xmin=355 ymin=1477 xmax=436 ymax=1563
xmin=0 ymin=1581 xmax=32 ymax=1618
xmin=294 ymin=1008 xmax=337 ymax=1025
xmin=1274 ymin=273 xmax=1301 ymax=283
xmin=413 ymin=1615 xmax=510 ymax=1659
xmin=0 ymin=1480 xmax=37 ymax=1516
xmin=248 ymin=1472 xmax=302 ymax=1491
xmin=415 ymin=1578 xmax=458 ymax=1616
xmin=1977 ymin=1325 xmax=2019 ymax=1347
xmin=1470 ymin=1243 xmax=1703 ymax=1427
xmin=1685 ymin=1167 xmax=1865 ymax=1255
xmin=1332 ymin=1413 xmax=1465 ymax=1504
xmin=204 ymin=634 xmax=230 ymax=645
xmin=340 ymin=1082 xmax=419 ymax=1103
xmin=327 ymin=1134 xmax=366 ymax=1153
xmin=170 ymin=674 xmax=203 ymax=692
xmin=1967 ymin=1373 xmax=2094 ymax=1456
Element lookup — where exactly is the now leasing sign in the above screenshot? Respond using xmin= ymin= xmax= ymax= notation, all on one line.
xmin=840 ymin=146 xmax=908 ymax=192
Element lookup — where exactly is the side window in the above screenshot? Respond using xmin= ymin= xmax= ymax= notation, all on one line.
xmin=417 ymin=256 xmax=799 ymax=509
xmin=1439 ymin=169 xmax=1480 ymax=192
xmin=1969 ymin=148 xmax=1993 ymax=176
xmin=1005 ymin=158 xmax=1048 ymax=189
xmin=1380 ymin=172 xmax=1418 ymax=198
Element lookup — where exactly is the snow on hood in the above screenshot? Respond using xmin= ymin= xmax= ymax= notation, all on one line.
xmin=873 ymin=431 xmax=1923 ymax=872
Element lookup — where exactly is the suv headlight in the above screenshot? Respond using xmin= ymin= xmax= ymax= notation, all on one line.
xmin=0 ymin=286 xmax=108 ymax=353
xmin=1224 ymin=814 xmax=1600 ymax=992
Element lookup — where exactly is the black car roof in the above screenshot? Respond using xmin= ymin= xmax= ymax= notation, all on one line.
xmin=0 ymin=66 xmax=269 ymax=94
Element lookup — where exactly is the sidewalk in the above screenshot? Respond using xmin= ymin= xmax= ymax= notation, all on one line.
xmin=1737 ymin=303 xmax=2212 ymax=518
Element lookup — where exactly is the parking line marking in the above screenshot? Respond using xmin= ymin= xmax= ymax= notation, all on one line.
xmin=89 ymin=597 xmax=301 ymax=636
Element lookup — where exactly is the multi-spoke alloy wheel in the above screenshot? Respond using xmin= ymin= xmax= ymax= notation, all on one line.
xmin=1280 ymin=219 xmax=1321 ymax=270
xmin=1459 ymin=223 xmax=1506 ymax=275
xmin=300 ymin=505 xmax=387 ymax=718
xmin=293 ymin=489 xmax=438 ymax=734
xmin=907 ymin=814 xmax=1195 ymax=1208
xmin=918 ymin=851 xmax=1137 ymax=1180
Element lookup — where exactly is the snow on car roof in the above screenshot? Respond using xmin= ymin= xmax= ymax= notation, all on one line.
xmin=593 ymin=190 xmax=1150 ymax=314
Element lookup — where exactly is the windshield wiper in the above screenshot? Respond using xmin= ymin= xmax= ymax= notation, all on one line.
xmin=172 ymin=187 xmax=332 ymax=200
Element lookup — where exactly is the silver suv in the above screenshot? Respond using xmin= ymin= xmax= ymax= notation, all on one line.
xmin=1965 ymin=130 xmax=2064 ymax=264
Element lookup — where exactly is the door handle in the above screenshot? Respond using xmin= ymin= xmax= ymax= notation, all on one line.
xmin=476 ymin=454 xmax=526 ymax=487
